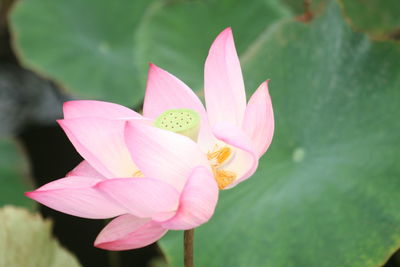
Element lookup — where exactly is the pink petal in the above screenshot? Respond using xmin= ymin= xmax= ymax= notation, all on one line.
xmin=66 ymin=160 xmax=105 ymax=179
xmin=143 ymin=64 xmax=205 ymax=119
xmin=243 ymin=81 xmax=274 ymax=157
xmin=125 ymin=122 xmax=210 ymax=191
xmin=213 ymin=123 xmax=258 ymax=189
xmin=143 ymin=64 xmax=214 ymax=148
xmin=95 ymin=178 xmax=180 ymax=221
xmin=161 ymin=167 xmax=218 ymax=230
xmin=25 ymin=176 xmax=125 ymax=219
xmin=95 ymin=214 xmax=167 ymax=251
xmin=58 ymin=117 xmax=138 ymax=178
xmin=204 ymin=27 xmax=246 ymax=126
xmin=63 ymin=100 xmax=141 ymax=119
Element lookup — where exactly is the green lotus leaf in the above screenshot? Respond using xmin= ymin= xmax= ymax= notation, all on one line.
xmin=0 ymin=206 xmax=81 ymax=267
xmin=0 ymin=139 xmax=35 ymax=209
xmin=340 ymin=0 xmax=400 ymax=38
xmin=159 ymin=2 xmax=400 ymax=266
xmin=10 ymin=0 xmax=153 ymax=106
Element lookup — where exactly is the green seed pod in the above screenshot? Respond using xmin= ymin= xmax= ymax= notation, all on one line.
xmin=154 ymin=109 xmax=200 ymax=141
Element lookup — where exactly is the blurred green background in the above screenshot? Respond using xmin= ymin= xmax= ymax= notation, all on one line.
xmin=0 ymin=0 xmax=399 ymax=266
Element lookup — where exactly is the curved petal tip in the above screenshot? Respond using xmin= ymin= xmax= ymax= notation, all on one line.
xmin=94 ymin=215 xmax=167 ymax=251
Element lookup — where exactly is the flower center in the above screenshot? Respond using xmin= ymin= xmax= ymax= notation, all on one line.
xmin=154 ymin=109 xmax=236 ymax=189
xmin=207 ymin=145 xmax=237 ymax=189
xmin=154 ymin=108 xmax=200 ymax=141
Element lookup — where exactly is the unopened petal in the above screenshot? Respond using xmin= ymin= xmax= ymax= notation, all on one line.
xmin=204 ymin=27 xmax=246 ymax=126
xmin=213 ymin=123 xmax=258 ymax=189
xmin=161 ymin=167 xmax=218 ymax=230
xmin=95 ymin=214 xmax=167 ymax=251
xmin=25 ymin=176 xmax=125 ymax=219
xmin=125 ymin=122 xmax=210 ymax=191
xmin=58 ymin=117 xmax=138 ymax=178
xmin=243 ymin=81 xmax=274 ymax=157
xmin=95 ymin=178 xmax=180 ymax=221
xmin=63 ymin=100 xmax=141 ymax=119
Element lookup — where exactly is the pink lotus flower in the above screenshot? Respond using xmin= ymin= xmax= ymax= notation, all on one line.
xmin=26 ymin=27 xmax=274 ymax=251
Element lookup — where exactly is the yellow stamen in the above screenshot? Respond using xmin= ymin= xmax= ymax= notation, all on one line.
xmin=132 ymin=170 xmax=144 ymax=177
xmin=208 ymin=145 xmax=236 ymax=189
xmin=214 ymin=169 xmax=237 ymax=190
xmin=207 ymin=146 xmax=232 ymax=165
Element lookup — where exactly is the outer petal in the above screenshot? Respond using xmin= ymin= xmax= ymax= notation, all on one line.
xmin=204 ymin=27 xmax=246 ymax=126
xmin=66 ymin=160 xmax=105 ymax=179
xmin=143 ymin=64 xmax=214 ymax=148
xmin=125 ymin=122 xmax=210 ymax=191
xmin=213 ymin=123 xmax=258 ymax=189
xmin=161 ymin=167 xmax=218 ymax=230
xmin=25 ymin=176 xmax=125 ymax=219
xmin=95 ymin=178 xmax=180 ymax=221
xmin=63 ymin=100 xmax=141 ymax=119
xmin=95 ymin=215 xmax=167 ymax=251
xmin=58 ymin=117 xmax=138 ymax=178
xmin=243 ymin=81 xmax=274 ymax=157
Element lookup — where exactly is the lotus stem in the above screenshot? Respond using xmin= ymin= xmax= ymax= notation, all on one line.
xmin=184 ymin=229 xmax=195 ymax=267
